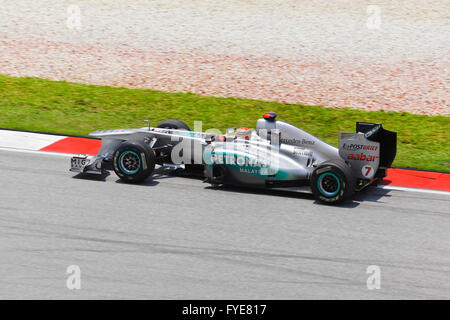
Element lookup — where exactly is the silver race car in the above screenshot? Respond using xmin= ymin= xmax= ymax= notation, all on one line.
xmin=70 ymin=112 xmax=396 ymax=204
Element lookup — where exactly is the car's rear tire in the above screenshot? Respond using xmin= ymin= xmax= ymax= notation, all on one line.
xmin=310 ymin=159 xmax=355 ymax=204
xmin=113 ymin=140 xmax=156 ymax=183
xmin=157 ymin=119 xmax=191 ymax=131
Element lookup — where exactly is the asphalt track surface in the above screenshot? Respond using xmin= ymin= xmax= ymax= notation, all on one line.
xmin=0 ymin=149 xmax=449 ymax=299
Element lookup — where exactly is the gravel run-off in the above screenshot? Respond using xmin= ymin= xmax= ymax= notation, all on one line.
xmin=0 ymin=0 xmax=449 ymax=116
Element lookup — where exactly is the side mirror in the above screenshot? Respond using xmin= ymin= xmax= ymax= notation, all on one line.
xmin=144 ymin=120 xmax=151 ymax=131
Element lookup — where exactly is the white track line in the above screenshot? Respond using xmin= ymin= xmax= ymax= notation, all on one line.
xmin=377 ymin=185 xmax=450 ymax=196
xmin=0 ymin=146 xmax=73 ymax=157
xmin=0 ymin=130 xmax=66 ymax=150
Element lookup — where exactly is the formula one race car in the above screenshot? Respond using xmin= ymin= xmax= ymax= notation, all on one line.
xmin=70 ymin=112 xmax=396 ymax=204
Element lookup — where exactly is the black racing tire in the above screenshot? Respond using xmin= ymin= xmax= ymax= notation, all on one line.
xmin=113 ymin=140 xmax=156 ymax=183
xmin=157 ymin=119 xmax=191 ymax=131
xmin=155 ymin=119 xmax=190 ymax=165
xmin=310 ymin=159 xmax=355 ymax=204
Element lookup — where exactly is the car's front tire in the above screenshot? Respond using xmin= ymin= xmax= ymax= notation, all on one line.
xmin=310 ymin=159 xmax=355 ymax=204
xmin=113 ymin=140 xmax=156 ymax=183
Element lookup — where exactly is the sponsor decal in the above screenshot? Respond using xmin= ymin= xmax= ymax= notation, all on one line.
xmin=210 ymin=153 xmax=279 ymax=177
xmin=258 ymin=167 xmax=277 ymax=176
xmin=315 ymin=166 xmax=332 ymax=175
xmin=141 ymin=153 xmax=147 ymax=170
xmin=342 ymin=143 xmax=378 ymax=151
xmin=210 ymin=153 xmax=269 ymax=168
xmin=71 ymin=157 xmax=87 ymax=168
xmin=238 ymin=167 xmax=276 ymax=176
xmin=280 ymin=138 xmax=315 ymax=146
xmin=361 ymin=164 xmax=375 ymax=178
xmin=347 ymin=153 xmax=379 ymax=162
xmin=239 ymin=168 xmax=260 ymax=174
xmin=293 ymin=147 xmax=313 ymax=156
xmin=364 ymin=124 xmax=381 ymax=138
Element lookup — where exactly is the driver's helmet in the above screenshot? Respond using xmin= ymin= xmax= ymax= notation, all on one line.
xmin=236 ymin=127 xmax=252 ymax=140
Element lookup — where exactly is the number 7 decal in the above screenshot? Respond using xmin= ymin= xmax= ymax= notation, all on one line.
xmin=362 ymin=165 xmax=374 ymax=178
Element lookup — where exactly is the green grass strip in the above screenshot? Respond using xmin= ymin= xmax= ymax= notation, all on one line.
xmin=0 ymin=74 xmax=448 ymax=171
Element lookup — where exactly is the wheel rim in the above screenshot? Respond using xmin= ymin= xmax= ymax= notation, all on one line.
xmin=317 ymin=172 xmax=341 ymax=197
xmin=119 ymin=151 xmax=141 ymax=175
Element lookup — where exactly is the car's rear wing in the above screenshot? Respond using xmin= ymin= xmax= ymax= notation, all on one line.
xmin=356 ymin=122 xmax=397 ymax=178
xmin=339 ymin=123 xmax=397 ymax=180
